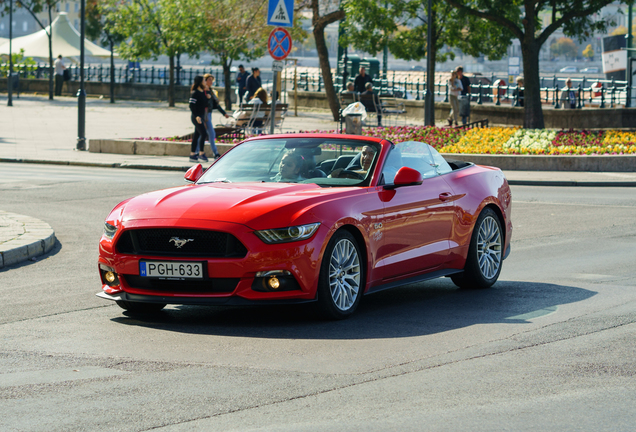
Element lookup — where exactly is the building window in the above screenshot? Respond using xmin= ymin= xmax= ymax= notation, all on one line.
xmin=74 ymin=19 xmax=79 ymax=29
xmin=66 ymin=3 xmax=70 ymax=12
xmin=75 ymin=3 xmax=79 ymax=12
xmin=0 ymin=23 xmax=4 ymax=31
xmin=23 ymin=21 xmax=27 ymax=32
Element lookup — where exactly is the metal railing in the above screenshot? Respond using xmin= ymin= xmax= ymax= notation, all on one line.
xmin=2 ymin=63 xmax=632 ymax=108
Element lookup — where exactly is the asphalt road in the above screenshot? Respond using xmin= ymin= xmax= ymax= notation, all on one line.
xmin=1 ymin=163 xmax=635 ymax=432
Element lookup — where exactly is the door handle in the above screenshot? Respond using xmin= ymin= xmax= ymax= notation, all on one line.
xmin=439 ymin=192 xmax=452 ymax=202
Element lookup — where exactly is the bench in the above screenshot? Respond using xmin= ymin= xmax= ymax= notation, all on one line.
xmin=232 ymin=103 xmax=288 ymax=134
xmin=379 ymin=97 xmax=406 ymax=126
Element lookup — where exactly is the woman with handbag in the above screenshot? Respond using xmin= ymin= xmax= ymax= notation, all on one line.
xmin=188 ymin=75 xmax=209 ymax=163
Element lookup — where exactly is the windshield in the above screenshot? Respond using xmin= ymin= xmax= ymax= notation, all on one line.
xmin=390 ymin=141 xmax=452 ymax=180
xmin=197 ymin=137 xmax=382 ymax=187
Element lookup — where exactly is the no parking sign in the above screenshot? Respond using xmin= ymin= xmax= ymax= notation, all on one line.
xmin=268 ymin=27 xmax=292 ymax=61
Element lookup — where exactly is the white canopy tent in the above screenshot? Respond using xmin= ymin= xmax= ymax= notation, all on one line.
xmin=0 ymin=13 xmax=113 ymax=58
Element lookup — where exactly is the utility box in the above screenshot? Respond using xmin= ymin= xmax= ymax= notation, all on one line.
xmin=360 ymin=58 xmax=380 ymax=80
xmin=338 ymin=55 xmax=361 ymax=82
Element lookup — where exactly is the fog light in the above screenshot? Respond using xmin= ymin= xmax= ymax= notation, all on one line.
xmin=268 ymin=277 xmax=280 ymax=289
xmin=105 ymin=271 xmax=116 ymax=283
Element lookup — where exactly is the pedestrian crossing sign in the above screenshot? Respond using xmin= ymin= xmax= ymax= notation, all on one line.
xmin=267 ymin=0 xmax=294 ymax=27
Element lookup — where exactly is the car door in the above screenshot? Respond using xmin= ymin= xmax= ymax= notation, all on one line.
xmin=375 ymin=146 xmax=455 ymax=281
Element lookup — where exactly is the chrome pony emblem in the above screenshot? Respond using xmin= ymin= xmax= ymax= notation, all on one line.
xmin=169 ymin=237 xmax=194 ymax=248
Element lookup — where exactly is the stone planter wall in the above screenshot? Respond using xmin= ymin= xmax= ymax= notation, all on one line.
xmin=88 ymin=138 xmax=636 ymax=172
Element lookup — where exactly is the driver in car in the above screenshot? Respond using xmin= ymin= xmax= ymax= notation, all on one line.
xmin=330 ymin=145 xmax=377 ymax=179
xmin=272 ymin=152 xmax=305 ymax=182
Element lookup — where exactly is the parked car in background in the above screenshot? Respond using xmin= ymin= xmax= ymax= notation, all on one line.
xmin=559 ymin=66 xmax=578 ymax=73
xmin=580 ymin=67 xmax=600 ymax=73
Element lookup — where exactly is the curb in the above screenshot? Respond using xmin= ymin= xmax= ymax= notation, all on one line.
xmin=0 ymin=211 xmax=57 ymax=269
xmin=0 ymin=157 xmax=190 ymax=172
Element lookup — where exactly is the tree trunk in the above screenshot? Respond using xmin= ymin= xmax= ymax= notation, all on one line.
xmin=48 ymin=5 xmax=53 ymax=100
xmin=168 ymin=55 xmax=175 ymax=107
xmin=222 ymin=59 xmax=232 ymax=111
xmin=314 ymin=25 xmax=340 ymax=121
xmin=521 ymin=39 xmax=545 ymax=128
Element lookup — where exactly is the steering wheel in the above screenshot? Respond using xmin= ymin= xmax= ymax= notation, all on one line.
xmin=339 ymin=169 xmax=364 ymax=180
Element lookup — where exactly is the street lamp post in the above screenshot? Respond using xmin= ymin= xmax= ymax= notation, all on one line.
xmin=424 ymin=0 xmax=434 ymax=126
xmin=627 ymin=2 xmax=633 ymax=108
xmin=77 ymin=0 xmax=86 ymax=150
xmin=7 ymin=0 xmax=13 ymax=107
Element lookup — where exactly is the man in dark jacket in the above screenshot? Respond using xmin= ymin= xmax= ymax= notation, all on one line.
xmin=236 ymin=65 xmax=249 ymax=104
xmin=354 ymin=67 xmax=373 ymax=93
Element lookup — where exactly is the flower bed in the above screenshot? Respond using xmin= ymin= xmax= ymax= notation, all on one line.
xmin=139 ymin=126 xmax=636 ymax=155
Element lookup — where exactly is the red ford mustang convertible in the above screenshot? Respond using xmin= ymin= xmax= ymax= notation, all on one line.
xmin=97 ymin=134 xmax=512 ymax=319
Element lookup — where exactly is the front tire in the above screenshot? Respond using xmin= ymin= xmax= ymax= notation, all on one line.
xmin=451 ymin=207 xmax=503 ymax=289
xmin=116 ymin=300 xmax=166 ymax=313
xmin=316 ymin=230 xmax=364 ymax=319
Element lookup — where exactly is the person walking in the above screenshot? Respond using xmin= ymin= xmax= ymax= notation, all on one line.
xmin=513 ymin=76 xmax=525 ymax=107
xmin=354 ymin=67 xmax=373 ymax=93
xmin=188 ymin=75 xmax=209 ymax=163
xmin=447 ymin=70 xmax=463 ymax=126
xmin=203 ymin=74 xmax=231 ymax=159
xmin=456 ymin=66 xmax=471 ymax=125
xmin=54 ymin=55 xmax=66 ymax=96
xmin=236 ymin=65 xmax=249 ymax=105
xmin=560 ymin=78 xmax=577 ymax=109
xmin=245 ymin=67 xmax=262 ymax=102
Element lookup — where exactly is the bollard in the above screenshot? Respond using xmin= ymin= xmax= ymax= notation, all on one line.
xmin=444 ymin=80 xmax=449 ymax=102
xmin=600 ymin=85 xmax=605 ymax=108
xmin=577 ymin=85 xmax=582 ymax=109
xmin=478 ymin=83 xmax=483 ymax=105
xmin=610 ymin=85 xmax=616 ymax=108
xmin=416 ymin=79 xmax=420 ymax=100
xmin=554 ymin=83 xmax=560 ymax=109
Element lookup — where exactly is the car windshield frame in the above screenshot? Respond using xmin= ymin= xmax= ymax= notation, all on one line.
xmin=196 ymin=137 xmax=384 ymax=188
xmin=378 ymin=141 xmax=453 ymax=185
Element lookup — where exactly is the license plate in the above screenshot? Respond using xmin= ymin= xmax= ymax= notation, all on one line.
xmin=139 ymin=261 xmax=204 ymax=279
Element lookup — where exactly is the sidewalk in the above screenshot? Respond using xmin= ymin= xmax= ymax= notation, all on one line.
xmin=1 ymin=95 xmax=635 ymax=268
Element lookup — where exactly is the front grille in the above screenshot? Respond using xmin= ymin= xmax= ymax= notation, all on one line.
xmin=116 ymin=229 xmax=247 ymax=258
xmin=123 ymin=275 xmax=238 ymax=293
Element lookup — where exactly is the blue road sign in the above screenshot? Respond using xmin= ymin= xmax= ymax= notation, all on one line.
xmin=267 ymin=0 xmax=294 ymax=27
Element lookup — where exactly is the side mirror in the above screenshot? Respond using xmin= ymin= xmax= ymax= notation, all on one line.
xmin=384 ymin=166 xmax=423 ymax=190
xmin=184 ymin=164 xmax=203 ymax=183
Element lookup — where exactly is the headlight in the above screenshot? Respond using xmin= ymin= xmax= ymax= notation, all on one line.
xmin=103 ymin=222 xmax=118 ymax=239
xmin=254 ymin=223 xmax=320 ymax=244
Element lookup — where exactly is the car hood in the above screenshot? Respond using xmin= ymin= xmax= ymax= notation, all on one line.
xmin=116 ymin=182 xmax=360 ymax=229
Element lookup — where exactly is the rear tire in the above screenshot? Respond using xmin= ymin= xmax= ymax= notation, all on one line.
xmin=451 ymin=207 xmax=503 ymax=289
xmin=316 ymin=230 xmax=364 ymax=320
xmin=116 ymin=300 xmax=166 ymax=313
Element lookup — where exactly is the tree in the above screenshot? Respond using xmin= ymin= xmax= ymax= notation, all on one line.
xmin=202 ymin=0 xmax=306 ymax=111
xmin=86 ymin=0 xmax=125 ymax=103
xmin=295 ymin=0 xmax=345 ymax=121
xmin=1 ymin=0 xmax=62 ymax=99
xmin=340 ymin=0 xmax=511 ymax=124
xmin=104 ymin=0 xmax=209 ymax=107
xmin=582 ymin=44 xmax=594 ymax=60
xmin=201 ymin=1 xmax=269 ymax=110
xmin=445 ymin=0 xmax=621 ymax=129
xmin=551 ymin=37 xmax=577 ymax=60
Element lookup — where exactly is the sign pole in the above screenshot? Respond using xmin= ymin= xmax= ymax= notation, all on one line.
xmin=270 ymin=72 xmax=278 ymax=134
xmin=8 ymin=0 xmax=13 ymax=107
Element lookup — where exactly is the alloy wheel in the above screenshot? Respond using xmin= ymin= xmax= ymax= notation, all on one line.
xmin=328 ymin=238 xmax=361 ymax=311
xmin=476 ymin=215 xmax=502 ymax=280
